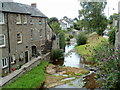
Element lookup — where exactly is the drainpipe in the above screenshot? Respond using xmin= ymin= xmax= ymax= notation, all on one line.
xmin=45 ymin=18 xmax=47 ymax=41
xmin=6 ymin=13 xmax=11 ymax=73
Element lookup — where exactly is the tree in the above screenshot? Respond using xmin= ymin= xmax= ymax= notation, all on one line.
xmin=79 ymin=1 xmax=108 ymax=34
xmin=50 ymin=22 xmax=61 ymax=34
xmin=48 ymin=17 xmax=59 ymax=24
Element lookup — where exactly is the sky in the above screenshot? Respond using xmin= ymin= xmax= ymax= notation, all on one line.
xmin=9 ymin=0 xmax=120 ymax=19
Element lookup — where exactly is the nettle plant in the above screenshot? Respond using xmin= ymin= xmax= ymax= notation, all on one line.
xmin=93 ymin=43 xmax=120 ymax=88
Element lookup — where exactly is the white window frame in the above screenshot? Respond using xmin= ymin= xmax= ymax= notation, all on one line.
xmin=0 ymin=34 xmax=6 ymax=48
xmin=23 ymin=15 xmax=27 ymax=24
xmin=0 ymin=12 xmax=4 ymax=24
xmin=2 ymin=58 xmax=8 ymax=68
xmin=16 ymin=14 xmax=21 ymax=24
xmin=11 ymin=55 xmax=15 ymax=64
xmin=17 ymin=33 xmax=22 ymax=44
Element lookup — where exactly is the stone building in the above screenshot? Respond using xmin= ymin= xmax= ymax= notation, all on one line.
xmin=0 ymin=2 xmax=59 ymax=76
xmin=115 ymin=2 xmax=120 ymax=50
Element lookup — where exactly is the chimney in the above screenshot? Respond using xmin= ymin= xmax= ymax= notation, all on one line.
xmin=31 ymin=3 xmax=37 ymax=8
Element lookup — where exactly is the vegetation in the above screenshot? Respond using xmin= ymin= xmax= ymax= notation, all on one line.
xmin=59 ymin=31 xmax=65 ymax=49
xmin=5 ymin=61 xmax=48 ymax=88
xmin=108 ymin=27 xmax=116 ymax=44
xmin=75 ymin=32 xmax=107 ymax=62
xmin=76 ymin=32 xmax=88 ymax=45
xmin=50 ymin=49 xmax=64 ymax=61
xmin=78 ymin=1 xmax=108 ymax=34
xmin=94 ymin=43 xmax=120 ymax=88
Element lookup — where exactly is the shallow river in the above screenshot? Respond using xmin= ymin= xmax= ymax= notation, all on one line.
xmin=55 ymin=38 xmax=86 ymax=88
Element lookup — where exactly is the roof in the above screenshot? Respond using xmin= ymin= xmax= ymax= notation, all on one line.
xmin=1 ymin=2 xmax=47 ymax=18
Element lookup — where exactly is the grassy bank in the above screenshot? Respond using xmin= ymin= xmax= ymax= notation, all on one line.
xmin=75 ymin=32 xmax=108 ymax=62
xmin=5 ymin=61 xmax=48 ymax=88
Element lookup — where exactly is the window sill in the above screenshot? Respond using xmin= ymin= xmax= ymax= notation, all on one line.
xmin=0 ymin=22 xmax=5 ymax=24
xmin=2 ymin=66 xmax=8 ymax=69
xmin=0 ymin=45 xmax=6 ymax=48
xmin=11 ymin=62 xmax=15 ymax=65
xmin=23 ymin=22 xmax=27 ymax=24
xmin=16 ymin=22 xmax=22 ymax=25
xmin=17 ymin=42 xmax=22 ymax=44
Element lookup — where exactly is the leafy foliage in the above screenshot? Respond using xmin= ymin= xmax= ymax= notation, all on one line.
xmin=79 ymin=1 xmax=108 ymax=34
xmin=108 ymin=28 xmax=116 ymax=44
xmin=76 ymin=32 xmax=88 ymax=45
xmin=59 ymin=31 xmax=65 ymax=49
xmin=94 ymin=43 xmax=120 ymax=88
xmin=51 ymin=49 xmax=64 ymax=61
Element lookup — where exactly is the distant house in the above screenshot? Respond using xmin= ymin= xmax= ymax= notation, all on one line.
xmin=59 ymin=18 xmax=74 ymax=30
xmin=0 ymin=2 xmax=59 ymax=76
xmin=59 ymin=20 xmax=67 ymax=30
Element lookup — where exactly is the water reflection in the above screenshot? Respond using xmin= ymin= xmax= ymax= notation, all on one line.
xmin=63 ymin=43 xmax=84 ymax=68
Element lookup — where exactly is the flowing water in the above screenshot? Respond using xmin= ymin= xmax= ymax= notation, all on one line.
xmin=55 ymin=38 xmax=86 ymax=88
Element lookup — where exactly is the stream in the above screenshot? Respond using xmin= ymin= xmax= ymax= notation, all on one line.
xmin=54 ymin=38 xmax=87 ymax=88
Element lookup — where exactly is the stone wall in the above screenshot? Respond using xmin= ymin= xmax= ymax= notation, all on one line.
xmin=115 ymin=2 xmax=120 ymax=50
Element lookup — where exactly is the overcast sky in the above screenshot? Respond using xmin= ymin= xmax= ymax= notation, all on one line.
xmin=11 ymin=0 xmax=120 ymax=19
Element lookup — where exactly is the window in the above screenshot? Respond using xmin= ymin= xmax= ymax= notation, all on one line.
xmin=16 ymin=14 xmax=21 ymax=24
xmin=30 ymin=17 xmax=34 ymax=24
xmin=30 ymin=29 xmax=33 ymax=40
xmin=39 ymin=18 xmax=42 ymax=25
xmin=11 ymin=55 xmax=15 ymax=64
xmin=0 ymin=34 xmax=5 ymax=47
xmin=19 ymin=53 xmax=24 ymax=61
xmin=0 ymin=12 xmax=4 ymax=24
xmin=23 ymin=15 xmax=27 ymax=24
xmin=2 ymin=58 xmax=8 ymax=68
xmin=17 ymin=33 xmax=22 ymax=44
xmin=39 ymin=29 xmax=42 ymax=38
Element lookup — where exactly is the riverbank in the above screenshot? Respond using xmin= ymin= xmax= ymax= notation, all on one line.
xmin=4 ymin=61 xmax=49 ymax=88
xmin=75 ymin=32 xmax=108 ymax=64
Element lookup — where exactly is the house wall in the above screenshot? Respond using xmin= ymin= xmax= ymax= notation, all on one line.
xmin=0 ymin=12 xmax=49 ymax=76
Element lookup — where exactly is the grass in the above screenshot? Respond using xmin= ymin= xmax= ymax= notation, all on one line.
xmin=5 ymin=61 xmax=49 ymax=88
xmin=75 ymin=32 xmax=108 ymax=62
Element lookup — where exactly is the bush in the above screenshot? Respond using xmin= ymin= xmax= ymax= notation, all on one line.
xmin=51 ymin=49 xmax=64 ymax=61
xmin=96 ymin=27 xmax=104 ymax=36
xmin=108 ymin=28 xmax=115 ymax=44
xmin=66 ymin=37 xmax=70 ymax=42
xmin=69 ymin=34 xmax=74 ymax=39
xmin=76 ymin=32 xmax=88 ymax=45
xmin=59 ymin=31 xmax=65 ymax=49
xmin=93 ymin=43 xmax=120 ymax=88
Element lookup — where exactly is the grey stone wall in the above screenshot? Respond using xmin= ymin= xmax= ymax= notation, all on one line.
xmin=115 ymin=2 xmax=120 ymax=50
xmin=0 ymin=12 xmax=50 ymax=76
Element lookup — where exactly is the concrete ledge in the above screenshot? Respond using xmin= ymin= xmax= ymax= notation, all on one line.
xmin=0 ymin=56 xmax=42 ymax=87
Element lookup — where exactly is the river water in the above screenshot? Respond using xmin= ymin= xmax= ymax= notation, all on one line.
xmin=55 ymin=38 xmax=86 ymax=88
xmin=63 ymin=38 xmax=84 ymax=68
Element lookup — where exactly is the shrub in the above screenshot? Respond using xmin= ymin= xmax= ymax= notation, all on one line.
xmin=76 ymin=32 xmax=88 ymax=45
xmin=108 ymin=28 xmax=115 ymax=44
xmin=59 ymin=31 xmax=65 ymax=49
xmin=69 ymin=34 xmax=74 ymax=39
xmin=50 ymin=49 xmax=64 ymax=61
xmin=93 ymin=43 xmax=120 ymax=88
xmin=66 ymin=37 xmax=70 ymax=42
xmin=96 ymin=27 xmax=104 ymax=36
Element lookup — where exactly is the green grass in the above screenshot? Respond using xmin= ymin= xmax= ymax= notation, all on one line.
xmin=75 ymin=32 xmax=108 ymax=61
xmin=5 ymin=61 xmax=48 ymax=88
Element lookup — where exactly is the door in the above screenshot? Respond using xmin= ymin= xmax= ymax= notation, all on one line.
xmin=32 ymin=46 xmax=37 ymax=57
xmin=25 ymin=51 xmax=29 ymax=63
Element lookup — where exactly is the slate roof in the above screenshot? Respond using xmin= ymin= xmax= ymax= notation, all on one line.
xmin=1 ymin=2 xmax=47 ymax=18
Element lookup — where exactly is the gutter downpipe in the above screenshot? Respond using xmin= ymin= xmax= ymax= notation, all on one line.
xmin=6 ymin=13 xmax=11 ymax=73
